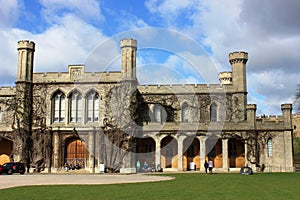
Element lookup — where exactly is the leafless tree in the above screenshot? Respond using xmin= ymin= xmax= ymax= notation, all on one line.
xmin=0 ymin=83 xmax=52 ymax=172
xmin=100 ymin=81 xmax=140 ymax=172
xmin=222 ymin=131 xmax=272 ymax=170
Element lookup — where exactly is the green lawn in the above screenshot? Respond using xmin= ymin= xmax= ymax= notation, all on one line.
xmin=1 ymin=173 xmax=300 ymax=200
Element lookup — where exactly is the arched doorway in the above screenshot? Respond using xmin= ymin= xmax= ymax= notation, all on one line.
xmin=65 ymin=139 xmax=86 ymax=169
xmin=206 ymin=139 xmax=222 ymax=168
xmin=183 ymin=136 xmax=200 ymax=170
xmin=228 ymin=138 xmax=245 ymax=168
xmin=136 ymin=137 xmax=155 ymax=167
xmin=161 ymin=136 xmax=178 ymax=169
xmin=0 ymin=138 xmax=13 ymax=165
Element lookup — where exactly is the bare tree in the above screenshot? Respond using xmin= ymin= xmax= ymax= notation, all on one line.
xmin=0 ymin=83 xmax=52 ymax=172
xmin=100 ymin=81 xmax=140 ymax=172
xmin=222 ymin=131 xmax=272 ymax=170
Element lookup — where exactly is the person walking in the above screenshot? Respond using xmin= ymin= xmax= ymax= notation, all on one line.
xmin=208 ymin=159 xmax=213 ymax=174
xmin=204 ymin=160 xmax=209 ymax=174
xmin=136 ymin=160 xmax=141 ymax=173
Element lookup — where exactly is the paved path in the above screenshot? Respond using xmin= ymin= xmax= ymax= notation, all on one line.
xmin=0 ymin=174 xmax=173 ymax=190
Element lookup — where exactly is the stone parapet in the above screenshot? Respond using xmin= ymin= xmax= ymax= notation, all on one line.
xmin=229 ymin=51 xmax=248 ymax=64
xmin=281 ymin=104 xmax=292 ymax=110
xmin=33 ymin=71 xmax=122 ymax=83
xmin=120 ymin=38 xmax=137 ymax=49
xmin=17 ymin=40 xmax=35 ymax=50
xmin=218 ymin=72 xmax=232 ymax=85
xmin=137 ymin=83 xmax=237 ymax=94
xmin=0 ymin=86 xmax=16 ymax=96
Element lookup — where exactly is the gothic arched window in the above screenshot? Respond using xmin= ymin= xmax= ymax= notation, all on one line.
xmin=70 ymin=91 xmax=82 ymax=122
xmin=86 ymin=91 xmax=99 ymax=122
xmin=182 ymin=103 xmax=189 ymax=122
xmin=52 ymin=91 xmax=66 ymax=122
xmin=153 ymin=104 xmax=167 ymax=123
xmin=210 ymin=103 xmax=217 ymax=122
xmin=267 ymin=138 xmax=273 ymax=157
xmin=153 ymin=104 xmax=162 ymax=123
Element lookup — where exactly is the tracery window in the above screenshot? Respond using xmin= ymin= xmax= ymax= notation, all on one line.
xmin=182 ymin=103 xmax=189 ymax=122
xmin=153 ymin=104 xmax=166 ymax=123
xmin=70 ymin=91 xmax=82 ymax=122
xmin=267 ymin=138 xmax=273 ymax=157
xmin=86 ymin=91 xmax=99 ymax=122
xmin=210 ymin=103 xmax=217 ymax=122
xmin=52 ymin=91 xmax=66 ymax=122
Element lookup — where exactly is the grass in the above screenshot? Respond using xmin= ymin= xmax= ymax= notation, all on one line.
xmin=1 ymin=173 xmax=300 ymax=200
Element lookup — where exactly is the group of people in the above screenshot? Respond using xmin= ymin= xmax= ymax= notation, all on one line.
xmin=136 ymin=159 xmax=213 ymax=174
xmin=136 ymin=160 xmax=163 ymax=173
xmin=65 ymin=162 xmax=81 ymax=172
xmin=204 ymin=160 xmax=214 ymax=174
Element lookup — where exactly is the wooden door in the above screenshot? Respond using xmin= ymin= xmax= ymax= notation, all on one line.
xmin=66 ymin=139 xmax=86 ymax=168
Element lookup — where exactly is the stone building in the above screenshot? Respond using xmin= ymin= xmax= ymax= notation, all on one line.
xmin=0 ymin=38 xmax=294 ymax=173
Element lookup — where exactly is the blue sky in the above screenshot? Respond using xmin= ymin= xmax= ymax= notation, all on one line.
xmin=1 ymin=0 xmax=300 ymax=115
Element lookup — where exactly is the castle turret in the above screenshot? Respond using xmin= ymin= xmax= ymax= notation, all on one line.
xmin=218 ymin=72 xmax=232 ymax=85
xmin=14 ymin=40 xmax=35 ymax=164
xmin=120 ymin=38 xmax=137 ymax=81
xmin=17 ymin=40 xmax=35 ymax=83
xmin=281 ymin=104 xmax=293 ymax=129
xmin=281 ymin=104 xmax=294 ymax=172
xmin=229 ymin=51 xmax=248 ymax=92
xmin=229 ymin=52 xmax=248 ymax=121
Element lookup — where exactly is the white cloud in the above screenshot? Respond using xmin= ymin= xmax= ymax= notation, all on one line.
xmin=0 ymin=0 xmax=19 ymax=28
xmin=145 ymin=0 xmax=197 ymax=27
xmin=146 ymin=0 xmax=195 ymax=14
xmin=39 ymin=0 xmax=104 ymax=24
xmin=33 ymin=14 xmax=107 ymax=72
xmin=1 ymin=0 xmax=300 ymax=115
xmin=248 ymin=70 xmax=299 ymax=114
xmin=145 ymin=0 xmax=300 ymax=114
xmin=0 ymin=11 xmax=108 ymax=85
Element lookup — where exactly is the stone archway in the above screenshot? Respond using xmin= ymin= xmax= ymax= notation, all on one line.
xmin=65 ymin=138 xmax=86 ymax=169
xmin=228 ymin=138 xmax=245 ymax=168
xmin=161 ymin=136 xmax=178 ymax=169
xmin=136 ymin=137 xmax=155 ymax=167
xmin=183 ymin=136 xmax=200 ymax=170
xmin=0 ymin=138 xmax=13 ymax=165
xmin=207 ymin=139 xmax=222 ymax=168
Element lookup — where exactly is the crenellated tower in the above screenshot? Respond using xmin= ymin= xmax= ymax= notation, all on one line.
xmin=120 ymin=38 xmax=137 ymax=81
xmin=14 ymin=40 xmax=35 ymax=164
xmin=229 ymin=51 xmax=248 ymax=92
xmin=17 ymin=40 xmax=35 ymax=83
xmin=228 ymin=51 xmax=248 ymax=121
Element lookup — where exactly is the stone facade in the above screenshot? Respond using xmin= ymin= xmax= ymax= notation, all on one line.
xmin=0 ymin=39 xmax=295 ymax=173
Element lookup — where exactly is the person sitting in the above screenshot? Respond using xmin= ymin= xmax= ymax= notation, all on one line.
xmin=151 ymin=161 xmax=156 ymax=172
xmin=157 ymin=164 xmax=163 ymax=172
xmin=143 ymin=161 xmax=149 ymax=172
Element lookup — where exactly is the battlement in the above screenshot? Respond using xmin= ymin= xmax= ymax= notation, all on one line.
xmin=17 ymin=40 xmax=35 ymax=50
xmin=120 ymin=38 xmax=137 ymax=49
xmin=218 ymin=71 xmax=232 ymax=84
xmin=229 ymin=51 xmax=248 ymax=64
xmin=246 ymin=104 xmax=257 ymax=110
xmin=258 ymin=114 xmax=282 ymax=120
xmin=137 ymin=83 xmax=233 ymax=94
xmin=0 ymin=86 xmax=16 ymax=96
xmin=281 ymin=104 xmax=292 ymax=110
xmin=33 ymin=67 xmax=122 ymax=83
